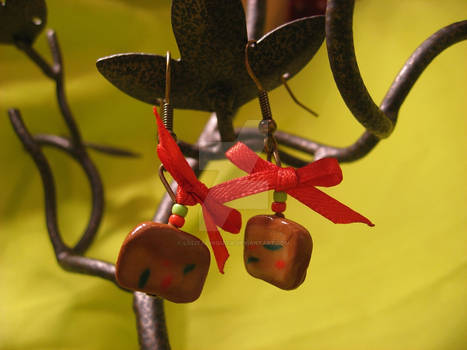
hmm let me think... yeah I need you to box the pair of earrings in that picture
[115,44,374,303]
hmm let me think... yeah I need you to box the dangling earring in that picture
[115,52,210,303]
[241,41,313,290]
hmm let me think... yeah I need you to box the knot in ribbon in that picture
[209,142,374,226]
[154,107,241,273]
[177,180,210,205]
[275,167,299,192]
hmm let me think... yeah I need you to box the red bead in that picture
[169,214,185,228]
[271,201,286,213]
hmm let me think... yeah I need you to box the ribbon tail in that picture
[288,187,374,226]
[202,206,230,273]
[204,196,242,233]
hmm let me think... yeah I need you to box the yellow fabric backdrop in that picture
[1,1,466,349]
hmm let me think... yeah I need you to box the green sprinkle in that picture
[247,256,260,263]
[138,268,151,289]
[172,203,188,217]
[183,264,196,275]
[273,191,287,203]
[263,244,283,251]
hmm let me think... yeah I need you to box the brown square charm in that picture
[116,221,210,303]
[244,215,313,290]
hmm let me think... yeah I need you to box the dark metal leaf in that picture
[0,0,47,45]
[96,0,325,113]
[171,0,247,79]
[97,53,221,110]
[249,16,325,91]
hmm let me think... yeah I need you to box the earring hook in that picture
[161,51,176,139]
[159,165,177,203]
[245,41,282,166]
[245,41,273,122]
[245,40,264,91]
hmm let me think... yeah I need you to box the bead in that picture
[169,214,185,228]
[244,215,312,290]
[172,203,188,217]
[115,221,210,303]
[258,118,277,135]
[273,191,287,203]
[271,201,286,213]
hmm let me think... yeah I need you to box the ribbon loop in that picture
[211,142,374,227]
[275,167,299,191]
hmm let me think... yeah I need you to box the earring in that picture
[115,52,211,303]
[213,41,373,290]
[241,41,314,290]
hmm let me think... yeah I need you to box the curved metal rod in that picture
[380,20,467,120]
[31,133,104,254]
[133,293,171,350]
[14,26,170,348]
[318,19,467,161]
[326,1,467,140]
[8,109,119,285]
[83,141,141,157]
[46,30,84,147]
[326,0,394,138]
[14,29,140,253]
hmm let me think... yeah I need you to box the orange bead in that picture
[271,201,286,213]
[169,214,185,228]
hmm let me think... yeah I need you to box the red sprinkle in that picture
[161,275,173,289]
[275,260,286,270]
[169,214,185,228]
[271,201,286,213]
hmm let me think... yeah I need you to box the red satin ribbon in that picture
[154,107,241,273]
[209,142,374,226]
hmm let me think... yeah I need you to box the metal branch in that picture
[380,20,467,120]
[326,0,467,141]
[246,0,267,40]
[325,0,394,138]
[315,19,467,161]
[8,109,119,286]
[215,108,237,145]
[31,133,104,253]
[46,30,84,146]
[134,293,171,350]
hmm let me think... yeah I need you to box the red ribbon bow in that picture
[209,142,374,226]
[154,107,241,273]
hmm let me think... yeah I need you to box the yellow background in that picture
[0,1,466,349]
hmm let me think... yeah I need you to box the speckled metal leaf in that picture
[247,16,325,92]
[0,0,47,45]
[96,0,324,112]
[171,0,247,78]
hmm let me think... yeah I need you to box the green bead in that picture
[273,191,287,203]
[172,203,188,217]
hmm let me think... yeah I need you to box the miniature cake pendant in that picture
[244,191,313,290]
[115,217,210,303]
[115,172,211,303]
